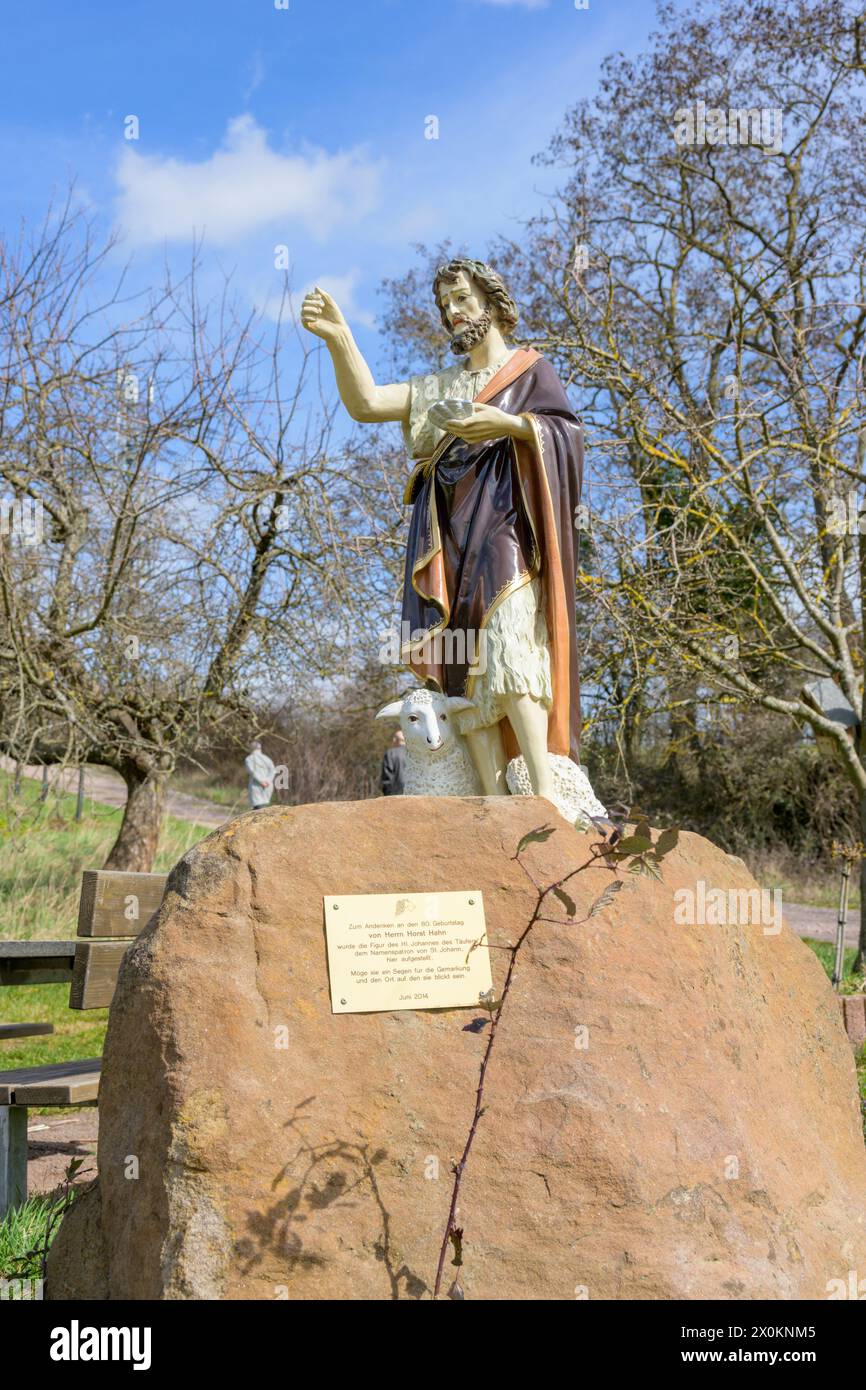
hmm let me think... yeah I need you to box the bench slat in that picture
[15,1070,101,1105]
[0,1023,54,1040]
[77,869,167,939]
[70,940,133,1010]
[0,941,79,957]
[0,1058,101,1105]
[0,944,77,987]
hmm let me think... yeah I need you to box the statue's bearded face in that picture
[437,271,493,354]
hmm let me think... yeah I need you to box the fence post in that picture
[75,766,86,822]
[39,765,49,802]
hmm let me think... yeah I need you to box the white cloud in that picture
[242,52,265,104]
[297,270,377,329]
[114,114,383,247]
[251,267,376,330]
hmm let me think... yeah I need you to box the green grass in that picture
[804,937,866,1135]
[804,938,866,994]
[0,768,211,942]
[0,986,108,1071]
[0,769,212,1080]
[171,767,247,810]
[0,1186,78,1282]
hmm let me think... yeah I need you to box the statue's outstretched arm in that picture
[301,286,409,424]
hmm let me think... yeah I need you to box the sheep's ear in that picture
[375,700,405,721]
[445,696,475,714]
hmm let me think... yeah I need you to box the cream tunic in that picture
[402,352,552,734]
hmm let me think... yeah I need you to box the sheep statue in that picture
[375,688,482,796]
[376,688,609,828]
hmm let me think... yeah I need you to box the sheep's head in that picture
[376,688,475,753]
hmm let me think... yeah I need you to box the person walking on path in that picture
[380,730,406,796]
[245,740,277,809]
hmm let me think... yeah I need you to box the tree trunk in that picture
[664,679,700,788]
[104,765,167,873]
[857,789,866,975]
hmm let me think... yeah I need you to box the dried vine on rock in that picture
[433,813,678,1299]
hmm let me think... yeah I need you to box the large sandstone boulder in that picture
[48,797,866,1300]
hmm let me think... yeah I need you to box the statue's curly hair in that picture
[432,258,519,334]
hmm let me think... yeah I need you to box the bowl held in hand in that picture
[427,398,476,428]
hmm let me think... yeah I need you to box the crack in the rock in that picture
[531,1170,552,1198]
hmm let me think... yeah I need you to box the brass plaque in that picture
[324,890,492,1014]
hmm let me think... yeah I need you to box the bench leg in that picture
[0,1106,28,1219]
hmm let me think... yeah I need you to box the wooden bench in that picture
[0,869,168,1217]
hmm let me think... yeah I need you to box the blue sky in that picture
[1,0,658,376]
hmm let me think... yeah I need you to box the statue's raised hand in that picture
[300,286,347,341]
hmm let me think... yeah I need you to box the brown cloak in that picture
[401,347,585,764]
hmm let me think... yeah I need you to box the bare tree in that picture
[500,0,866,959]
[0,196,404,868]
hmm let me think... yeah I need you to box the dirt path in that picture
[27,1110,99,1201]
[782,902,860,947]
[2,758,233,829]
